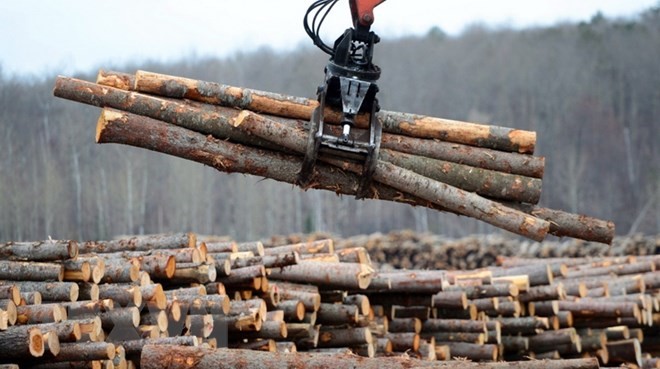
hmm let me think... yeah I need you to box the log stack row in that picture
[262,231,658,270]
[52,70,615,244]
[2,232,657,368]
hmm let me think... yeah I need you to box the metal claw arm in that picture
[350,0,386,27]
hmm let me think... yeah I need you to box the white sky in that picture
[0,0,656,78]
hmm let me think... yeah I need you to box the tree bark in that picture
[0,240,78,261]
[234,110,549,241]
[102,70,545,176]
[0,326,44,359]
[94,107,613,242]
[129,70,537,153]
[0,261,63,281]
[379,149,542,204]
[269,262,373,290]
[141,345,600,369]
[0,281,78,302]
[78,233,195,254]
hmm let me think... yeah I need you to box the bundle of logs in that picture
[52,70,615,244]
[262,231,658,270]
[1,232,657,368]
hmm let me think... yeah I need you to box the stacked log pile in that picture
[262,231,658,270]
[52,70,615,244]
[1,232,657,368]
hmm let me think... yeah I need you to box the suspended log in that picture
[129,70,537,153]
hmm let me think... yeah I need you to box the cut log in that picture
[129,70,537,153]
[269,262,373,290]
[0,281,78,302]
[0,326,44,359]
[138,343,602,369]
[0,261,64,282]
[0,240,78,261]
[233,110,549,241]
[78,233,195,254]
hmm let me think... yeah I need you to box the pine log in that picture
[422,319,487,334]
[234,320,288,340]
[140,284,167,310]
[426,332,485,344]
[316,303,359,325]
[16,303,64,324]
[34,320,83,343]
[528,328,578,352]
[93,107,609,242]
[496,317,549,335]
[442,342,498,362]
[172,263,216,284]
[98,262,139,284]
[231,251,299,269]
[370,270,445,293]
[97,284,141,308]
[19,291,42,306]
[129,70,537,153]
[140,345,599,369]
[0,326,44,359]
[0,300,16,326]
[61,260,92,282]
[77,283,100,301]
[0,261,64,282]
[72,81,549,240]
[0,281,78,302]
[119,336,198,361]
[37,342,116,362]
[445,283,518,299]
[263,240,333,256]
[388,317,422,333]
[379,149,542,204]
[236,241,265,256]
[277,300,305,322]
[317,327,372,348]
[269,262,373,290]
[606,339,643,367]
[518,283,565,303]
[0,240,78,261]
[233,110,549,241]
[78,233,195,254]
[0,285,21,306]
[342,294,371,315]
[386,332,420,352]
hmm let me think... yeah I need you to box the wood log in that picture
[77,283,100,301]
[438,342,498,362]
[19,291,42,306]
[129,70,537,153]
[263,240,333,256]
[277,300,305,322]
[230,251,299,269]
[172,263,216,284]
[97,284,141,308]
[118,336,198,361]
[78,233,195,254]
[0,241,78,261]
[316,303,359,325]
[0,281,78,302]
[0,261,64,281]
[34,320,83,343]
[234,320,288,340]
[388,317,422,333]
[317,327,372,348]
[36,342,116,362]
[370,270,445,293]
[422,319,486,334]
[93,106,604,242]
[426,332,485,344]
[342,294,370,316]
[379,149,542,204]
[528,328,578,352]
[0,285,21,305]
[606,339,642,367]
[234,110,549,241]
[140,284,167,310]
[61,260,92,282]
[0,326,44,359]
[99,262,139,284]
[432,291,468,309]
[145,345,601,369]
[445,283,518,299]
[269,262,373,290]
[236,242,265,256]
[16,303,64,324]
[386,332,420,352]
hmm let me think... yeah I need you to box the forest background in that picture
[0,8,658,242]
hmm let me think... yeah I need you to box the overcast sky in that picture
[0,0,656,78]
